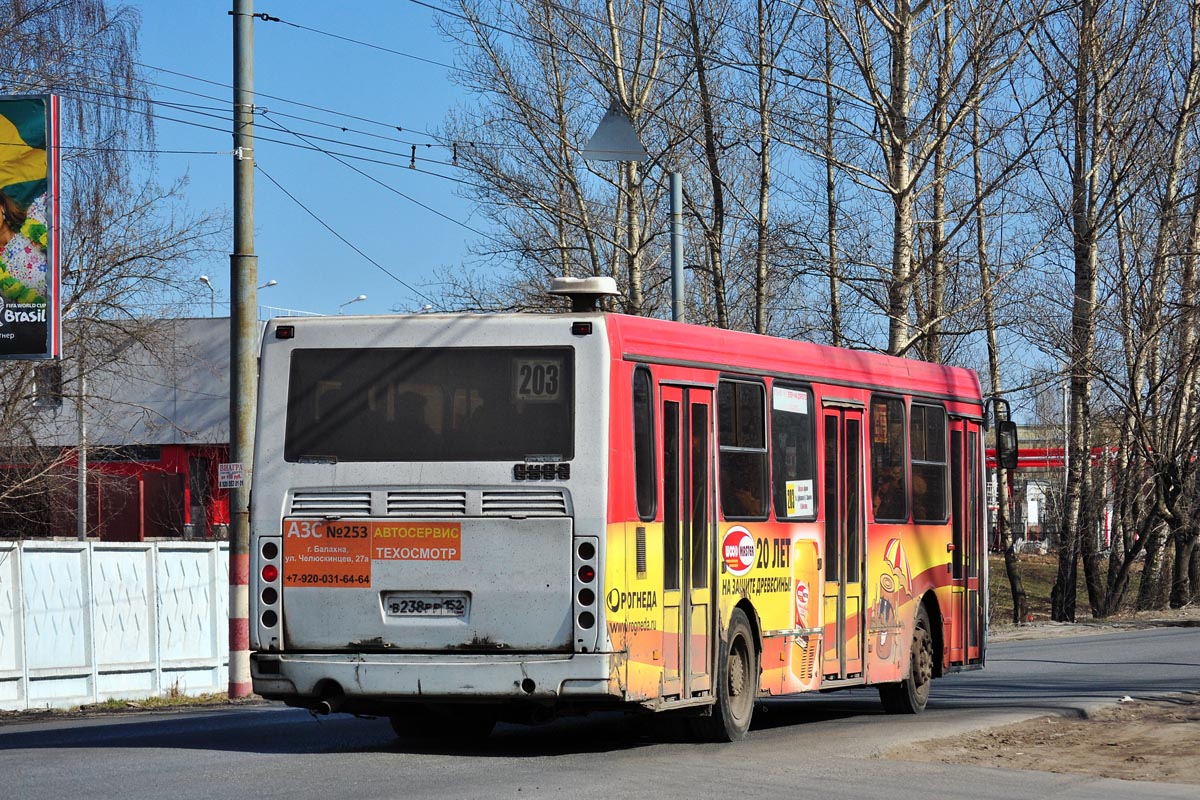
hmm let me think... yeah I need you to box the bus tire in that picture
[879,605,933,714]
[694,608,758,742]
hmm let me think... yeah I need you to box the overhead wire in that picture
[14,0,1081,172]
[2,72,500,271]
[398,0,1063,153]
[8,71,493,187]
[133,60,444,141]
[8,7,1076,264]
[255,162,441,309]
[260,108,496,239]
[21,10,1056,187]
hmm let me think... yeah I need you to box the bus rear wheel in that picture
[694,608,758,742]
[879,605,933,714]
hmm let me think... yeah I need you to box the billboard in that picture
[0,94,60,359]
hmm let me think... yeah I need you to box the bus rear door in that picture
[660,385,714,699]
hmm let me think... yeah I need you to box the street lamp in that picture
[198,275,215,316]
[256,280,279,321]
[584,99,685,323]
[338,294,367,315]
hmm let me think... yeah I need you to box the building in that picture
[987,424,1119,551]
[2,318,232,540]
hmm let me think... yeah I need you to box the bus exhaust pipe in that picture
[314,690,345,715]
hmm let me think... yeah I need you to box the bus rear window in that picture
[284,347,574,462]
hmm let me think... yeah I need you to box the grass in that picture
[82,691,234,712]
[989,552,1069,625]
[0,690,253,723]
[988,551,1165,626]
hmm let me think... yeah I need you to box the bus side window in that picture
[718,380,767,519]
[870,397,907,522]
[632,368,656,520]
[771,384,816,520]
[911,404,948,523]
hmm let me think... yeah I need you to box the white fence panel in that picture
[22,543,92,707]
[0,542,23,707]
[0,539,229,711]
[94,545,157,699]
[158,543,226,695]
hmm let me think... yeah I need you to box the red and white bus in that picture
[250,280,1009,741]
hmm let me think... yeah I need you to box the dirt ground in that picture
[888,692,1200,785]
[887,606,1200,786]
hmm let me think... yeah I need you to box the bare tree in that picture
[813,0,1043,356]
[0,0,224,533]
[1024,0,1164,621]
[435,0,677,314]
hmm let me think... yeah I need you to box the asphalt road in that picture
[3,625,1197,800]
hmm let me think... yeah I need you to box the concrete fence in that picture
[0,539,229,711]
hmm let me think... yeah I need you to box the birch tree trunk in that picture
[823,15,842,346]
[973,106,1028,623]
[919,1,954,363]
[885,3,918,355]
[1052,0,1101,622]
[686,0,729,329]
[753,0,773,335]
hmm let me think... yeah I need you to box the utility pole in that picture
[76,371,86,541]
[669,172,685,323]
[229,0,259,698]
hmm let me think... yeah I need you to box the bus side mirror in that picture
[997,420,1019,470]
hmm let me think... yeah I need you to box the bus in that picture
[249,278,1012,741]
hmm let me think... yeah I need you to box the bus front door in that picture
[950,419,985,664]
[661,385,714,700]
[822,405,865,680]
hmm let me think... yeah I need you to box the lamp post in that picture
[339,294,367,315]
[256,279,278,321]
[584,99,685,323]
[198,275,215,316]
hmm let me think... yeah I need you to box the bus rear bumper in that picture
[251,651,615,705]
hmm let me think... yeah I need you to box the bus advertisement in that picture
[249,281,1009,741]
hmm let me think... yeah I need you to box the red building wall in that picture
[46,443,230,540]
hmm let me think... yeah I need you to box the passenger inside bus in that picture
[872,466,906,520]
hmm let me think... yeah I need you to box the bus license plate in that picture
[384,593,469,618]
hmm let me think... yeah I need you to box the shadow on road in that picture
[0,699,866,757]
[3,628,1196,757]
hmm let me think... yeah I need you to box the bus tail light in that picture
[573,536,600,652]
[256,536,283,650]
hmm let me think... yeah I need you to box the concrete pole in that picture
[229,0,258,698]
[670,171,685,323]
[76,371,86,541]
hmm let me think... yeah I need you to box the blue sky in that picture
[135,1,485,317]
